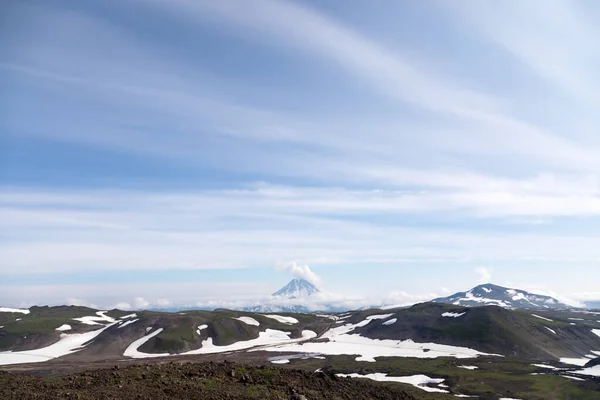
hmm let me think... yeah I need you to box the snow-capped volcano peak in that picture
[272,278,319,299]
[433,283,571,310]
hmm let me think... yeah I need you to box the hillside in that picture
[2,303,600,399]
[432,283,571,310]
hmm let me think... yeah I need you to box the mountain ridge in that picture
[432,283,572,310]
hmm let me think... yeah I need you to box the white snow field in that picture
[0,308,30,314]
[0,321,118,365]
[442,312,466,318]
[336,372,448,393]
[232,316,260,326]
[261,316,500,362]
[574,365,600,377]
[120,313,137,319]
[261,315,299,324]
[382,318,397,326]
[560,357,593,366]
[72,311,116,325]
[592,329,600,338]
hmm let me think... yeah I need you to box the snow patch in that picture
[120,314,137,320]
[233,316,260,326]
[531,314,553,322]
[562,375,585,381]
[124,328,169,358]
[196,324,208,335]
[457,365,478,370]
[0,308,30,314]
[73,311,116,325]
[118,319,139,329]
[55,324,72,332]
[482,287,492,293]
[442,312,466,318]
[366,313,394,320]
[461,292,511,307]
[382,318,397,326]
[560,358,592,366]
[545,327,556,335]
[261,315,299,324]
[270,359,289,364]
[337,372,448,393]
[592,329,600,338]
[574,365,600,377]
[532,364,558,370]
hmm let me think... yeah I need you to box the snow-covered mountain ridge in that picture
[432,283,571,310]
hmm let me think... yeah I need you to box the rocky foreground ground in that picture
[0,361,415,400]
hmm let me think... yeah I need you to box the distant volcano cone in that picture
[272,278,320,299]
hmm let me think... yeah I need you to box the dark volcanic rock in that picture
[0,361,415,400]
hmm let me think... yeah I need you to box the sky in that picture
[1,0,600,310]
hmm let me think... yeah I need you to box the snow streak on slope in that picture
[233,316,260,326]
[124,328,317,359]
[261,315,299,324]
[0,322,118,365]
[124,328,169,358]
[0,308,30,314]
[73,311,115,325]
[118,319,139,329]
[532,314,553,322]
[336,372,448,393]
[442,312,466,318]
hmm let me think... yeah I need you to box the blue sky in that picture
[2,0,600,309]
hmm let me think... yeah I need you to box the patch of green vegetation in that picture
[287,355,600,400]
[252,367,279,380]
[1,318,68,335]
[210,318,257,346]
[151,321,196,353]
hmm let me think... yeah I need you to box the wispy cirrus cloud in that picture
[2,0,600,307]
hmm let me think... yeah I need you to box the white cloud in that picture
[276,262,321,286]
[475,267,493,284]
